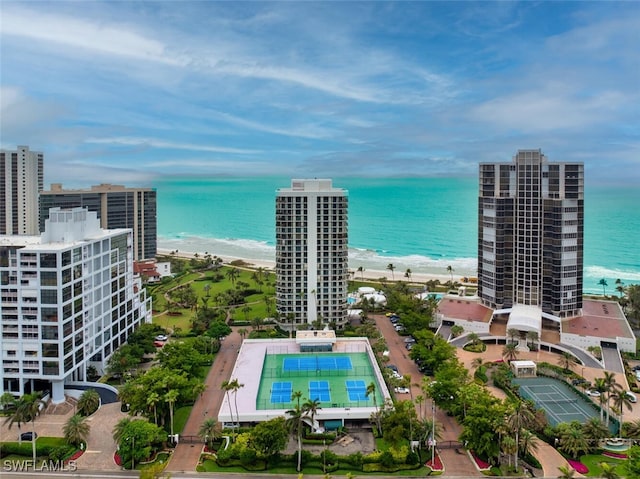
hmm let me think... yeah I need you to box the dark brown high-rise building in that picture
[40,183,157,260]
[478,149,583,321]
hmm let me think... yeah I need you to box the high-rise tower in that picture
[40,183,157,261]
[478,149,584,328]
[275,179,349,330]
[0,146,44,235]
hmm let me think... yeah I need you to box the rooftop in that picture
[438,297,494,323]
[562,299,634,339]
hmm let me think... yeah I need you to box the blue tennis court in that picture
[309,380,331,402]
[270,381,292,403]
[283,356,353,372]
[346,380,369,401]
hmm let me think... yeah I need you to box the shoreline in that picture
[157,248,454,284]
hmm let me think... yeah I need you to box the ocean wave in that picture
[584,266,640,282]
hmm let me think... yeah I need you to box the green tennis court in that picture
[513,376,611,430]
[256,352,384,410]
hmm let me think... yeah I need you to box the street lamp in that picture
[430,400,436,465]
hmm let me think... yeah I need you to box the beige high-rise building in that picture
[0,146,44,235]
[275,179,349,330]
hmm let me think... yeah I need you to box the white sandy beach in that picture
[157,248,454,284]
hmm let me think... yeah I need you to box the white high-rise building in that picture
[478,149,584,335]
[275,179,349,330]
[0,207,152,403]
[0,145,44,235]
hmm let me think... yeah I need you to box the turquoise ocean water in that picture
[155,177,640,295]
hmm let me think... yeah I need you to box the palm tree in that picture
[501,434,517,468]
[366,382,381,434]
[285,405,306,472]
[302,398,322,431]
[610,389,633,436]
[221,380,235,429]
[229,378,244,431]
[291,390,303,409]
[593,377,609,422]
[357,266,365,280]
[615,279,625,298]
[502,342,519,362]
[446,265,454,284]
[386,263,395,280]
[472,357,484,371]
[226,267,240,285]
[558,423,589,458]
[582,417,609,448]
[599,462,620,479]
[557,465,576,479]
[164,389,179,438]
[467,331,480,346]
[557,352,577,372]
[4,392,46,463]
[198,417,221,450]
[506,328,519,344]
[404,269,412,281]
[598,278,608,296]
[77,389,100,416]
[112,417,132,444]
[63,414,90,446]
[506,400,536,471]
[146,392,160,425]
[525,330,539,350]
[518,429,539,462]
[602,371,622,426]
[624,418,640,439]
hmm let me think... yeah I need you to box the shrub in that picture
[406,450,420,465]
[380,450,395,468]
[49,445,76,462]
[239,447,257,466]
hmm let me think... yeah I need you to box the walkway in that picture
[74,402,128,471]
[602,346,625,373]
[165,327,241,472]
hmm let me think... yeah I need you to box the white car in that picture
[626,391,637,403]
[394,387,410,394]
[155,334,168,342]
[585,389,601,397]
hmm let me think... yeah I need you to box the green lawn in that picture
[172,405,192,434]
[581,453,627,477]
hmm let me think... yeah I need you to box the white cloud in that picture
[85,137,260,155]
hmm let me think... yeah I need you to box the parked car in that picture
[585,389,601,397]
[155,334,168,342]
[405,343,414,351]
[390,317,400,324]
[394,324,405,332]
[633,365,640,371]
[153,340,165,348]
[572,378,587,386]
[20,432,37,441]
[626,391,637,403]
[394,387,410,394]
[404,337,416,343]
[386,364,398,372]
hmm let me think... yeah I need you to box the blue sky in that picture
[1,1,638,186]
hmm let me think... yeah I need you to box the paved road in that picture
[165,328,241,472]
[373,314,480,477]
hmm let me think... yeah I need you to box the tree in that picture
[602,371,622,426]
[63,414,90,446]
[229,378,245,431]
[250,416,288,458]
[557,352,578,372]
[599,462,620,479]
[593,377,609,423]
[221,380,235,430]
[208,320,232,341]
[610,389,633,436]
[366,382,382,434]
[471,357,484,372]
[502,342,519,362]
[525,331,539,350]
[112,417,132,444]
[450,324,464,338]
[598,278,608,296]
[615,278,625,298]
[404,269,412,281]
[557,421,589,458]
[627,445,640,478]
[113,419,166,470]
[146,392,161,425]
[506,400,536,471]
[198,417,221,449]
[302,398,322,430]
[77,389,100,416]
[226,267,240,285]
[4,392,46,463]
[357,266,365,280]
[582,417,609,449]
[557,465,576,479]
[506,328,519,344]
[0,392,16,411]
[164,389,179,438]
[386,263,396,280]
[286,405,306,472]
[446,265,454,284]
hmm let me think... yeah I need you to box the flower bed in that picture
[603,450,627,459]
[426,451,444,471]
[567,459,588,474]
[66,449,84,463]
[469,451,491,471]
[114,453,122,466]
